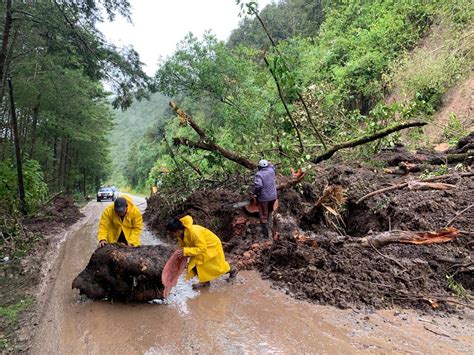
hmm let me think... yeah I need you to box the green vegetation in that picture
[446,274,467,299]
[443,114,469,146]
[0,0,471,349]
[108,93,170,191]
[1,1,470,206]
[0,297,34,352]
[134,0,470,194]
[0,0,153,215]
[0,298,34,325]
[0,1,153,349]
[104,0,473,196]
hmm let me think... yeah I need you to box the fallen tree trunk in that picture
[72,244,176,302]
[359,227,460,248]
[170,101,257,170]
[357,172,474,204]
[311,121,427,164]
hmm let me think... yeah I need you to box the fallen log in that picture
[356,172,474,204]
[311,121,427,164]
[359,227,460,248]
[406,181,456,191]
[72,244,178,302]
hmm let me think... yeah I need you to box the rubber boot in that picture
[261,223,270,239]
[227,266,238,282]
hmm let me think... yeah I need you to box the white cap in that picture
[258,159,269,168]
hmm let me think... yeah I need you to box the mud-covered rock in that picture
[72,244,174,302]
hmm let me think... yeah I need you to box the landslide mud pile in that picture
[22,196,84,235]
[145,141,473,311]
[72,244,174,302]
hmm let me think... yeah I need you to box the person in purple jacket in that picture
[253,159,278,238]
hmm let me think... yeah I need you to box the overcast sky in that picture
[98,0,273,75]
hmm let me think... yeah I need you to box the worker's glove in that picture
[176,248,184,258]
[98,240,107,248]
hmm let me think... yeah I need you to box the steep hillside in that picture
[387,19,473,148]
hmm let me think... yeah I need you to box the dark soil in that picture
[145,158,473,311]
[21,196,84,235]
[72,244,174,302]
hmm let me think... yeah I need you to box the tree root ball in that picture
[72,244,174,302]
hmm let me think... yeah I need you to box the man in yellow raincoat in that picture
[97,195,143,247]
[166,215,237,288]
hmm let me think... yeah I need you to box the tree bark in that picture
[311,121,428,164]
[170,101,258,170]
[8,76,27,215]
[356,172,474,204]
[64,138,71,194]
[29,94,41,158]
[0,0,13,100]
[359,227,460,248]
[180,155,203,176]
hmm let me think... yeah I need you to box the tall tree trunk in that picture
[82,168,86,195]
[0,0,12,100]
[58,137,65,191]
[1,123,9,161]
[8,76,27,215]
[52,134,58,190]
[64,138,70,194]
[29,95,41,158]
[19,111,27,159]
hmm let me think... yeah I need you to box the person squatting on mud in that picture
[166,215,238,289]
[97,195,143,248]
[253,159,278,238]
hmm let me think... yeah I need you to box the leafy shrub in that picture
[0,159,48,214]
[443,113,468,146]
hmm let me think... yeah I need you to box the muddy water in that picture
[31,195,473,354]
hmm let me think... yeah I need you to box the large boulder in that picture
[72,244,177,302]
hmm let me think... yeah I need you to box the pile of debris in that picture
[22,195,84,235]
[143,137,473,311]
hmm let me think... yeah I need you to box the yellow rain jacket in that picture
[97,195,143,246]
[179,215,230,282]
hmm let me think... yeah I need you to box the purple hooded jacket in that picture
[253,164,277,202]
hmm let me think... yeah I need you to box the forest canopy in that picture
[120,0,471,193]
[0,0,153,213]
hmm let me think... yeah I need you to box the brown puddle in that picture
[31,196,474,354]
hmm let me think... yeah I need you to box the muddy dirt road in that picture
[31,195,473,354]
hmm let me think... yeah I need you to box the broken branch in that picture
[357,172,474,204]
[311,121,427,164]
[445,204,474,227]
[169,102,257,170]
[359,227,460,248]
